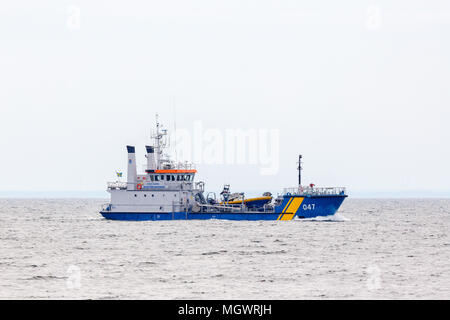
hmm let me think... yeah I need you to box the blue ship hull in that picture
[100,195,347,221]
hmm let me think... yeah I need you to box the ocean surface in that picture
[0,198,449,299]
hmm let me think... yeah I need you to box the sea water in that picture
[0,198,448,299]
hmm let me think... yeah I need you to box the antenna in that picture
[152,113,169,169]
[154,113,161,169]
[297,155,302,187]
[172,95,178,165]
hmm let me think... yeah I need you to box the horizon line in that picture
[0,190,449,199]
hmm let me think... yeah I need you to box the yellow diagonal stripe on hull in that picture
[286,197,304,214]
[282,197,293,213]
[280,213,294,220]
[277,214,282,220]
[280,197,305,220]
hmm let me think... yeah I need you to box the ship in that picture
[100,118,347,221]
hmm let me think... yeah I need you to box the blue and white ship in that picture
[100,118,347,221]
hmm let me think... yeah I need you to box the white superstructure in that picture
[104,117,204,214]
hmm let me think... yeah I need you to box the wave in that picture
[295,213,349,222]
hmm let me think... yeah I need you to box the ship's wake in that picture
[295,213,349,222]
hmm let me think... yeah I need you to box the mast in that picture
[153,114,167,170]
[298,155,302,187]
[154,114,161,169]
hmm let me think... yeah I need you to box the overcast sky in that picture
[1,1,449,197]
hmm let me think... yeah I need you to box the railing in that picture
[174,162,196,170]
[107,181,196,191]
[283,186,346,196]
[107,181,128,190]
[152,161,197,171]
[140,163,197,172]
